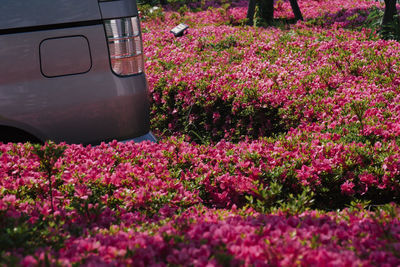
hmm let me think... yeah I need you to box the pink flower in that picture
[359,172,377,186]
[21,256,37,266]
[341,181,355,195]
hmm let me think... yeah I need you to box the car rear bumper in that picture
[121,131,157,143]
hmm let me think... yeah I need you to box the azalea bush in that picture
[141,0,400,205]
[142,0,398,143]
[0,141,400,265]
[2,0,400,265]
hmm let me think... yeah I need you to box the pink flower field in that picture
[2,0,400,266]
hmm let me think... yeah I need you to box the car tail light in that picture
[104,17,144,76]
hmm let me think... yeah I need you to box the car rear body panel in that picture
[0,0,152,144]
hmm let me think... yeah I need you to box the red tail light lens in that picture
[104,17,144,76]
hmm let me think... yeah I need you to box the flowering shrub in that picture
[0,141,400,265]
[142,0,398,143]
[141,0,400,206]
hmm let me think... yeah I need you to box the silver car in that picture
[0,0,155,144]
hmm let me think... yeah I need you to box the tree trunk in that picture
[289,0,303,21]
[247,0,257,26]
[258,0,274,25]
[382,0,397,26]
